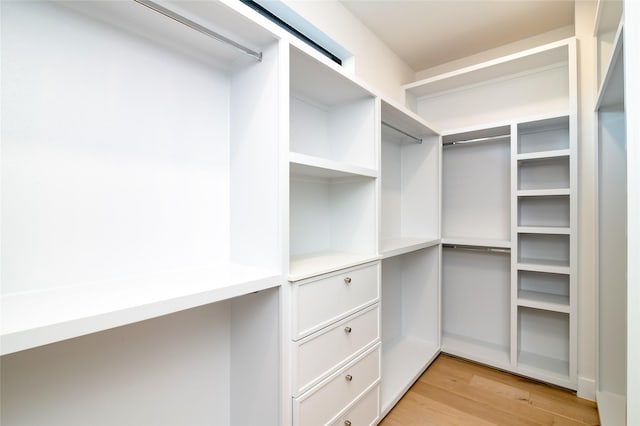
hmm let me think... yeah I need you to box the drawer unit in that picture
[292,263,380,339]
[293,304,380,396]
[293,344,381,426]
[331,385,380,426]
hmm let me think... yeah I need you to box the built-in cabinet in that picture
[5,0,622,424]
[405,37,578,390]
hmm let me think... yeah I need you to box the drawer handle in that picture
[344,421,352,426]
[345,374,353,382]
[344,277,352,284]
[344,326,352,334]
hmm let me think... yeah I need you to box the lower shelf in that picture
[380,336,439,415]
[441,333,510,370]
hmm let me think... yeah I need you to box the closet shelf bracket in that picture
[382,121,422,144]
[134,0,263,62]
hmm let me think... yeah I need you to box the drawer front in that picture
[293,345,380,426]
[293,263,379,339]
[294,304,380,396]
[331,385,380,426]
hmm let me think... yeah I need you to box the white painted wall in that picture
[282,0,414,103]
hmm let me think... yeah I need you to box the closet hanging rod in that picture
[134,0,263,62]
[443,244,511,254]
[382,121,422,144]
[443,134,510,146]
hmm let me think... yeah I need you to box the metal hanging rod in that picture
[382,121,422,144]
[443,134,510,146]
[134,0,263,62]
[443,244,511,254]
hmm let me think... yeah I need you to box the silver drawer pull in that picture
[345,374,353,382]
[344,326,352,334]
[344,277,352,284]
[344,421,352,426]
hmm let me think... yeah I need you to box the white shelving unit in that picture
[1,2,284,423]
[405,37,578,390]
[288,45,378,280]
[378,99,440,416]
[594,1,627,424]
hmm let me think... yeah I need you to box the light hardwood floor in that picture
[380,354,599,425]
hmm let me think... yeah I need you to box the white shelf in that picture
[1,263,282,356]
[441,334,510,369]
[517,226,571,235]
[517,258,570,274]
[517,351,570,382]
[517,149,570,161]
[381,98,439,140]
[290,152,378,179]
[404,38,571,98]
[517,189,570,197]
[380,237,440,259]
[517,290,570,313]
[441,237,511,249]
[380,336,439,414]
[288,251,380,282]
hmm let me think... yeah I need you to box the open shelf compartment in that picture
[290,46,376,172]
[517,270,570,312]
[1,0,283,356]
[380,247,440,415]
[442,246,511,367]
[517,116,570,154]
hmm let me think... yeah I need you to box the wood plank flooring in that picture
[379,354,600,426]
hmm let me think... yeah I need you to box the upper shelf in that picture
[404,38,572,99]
[1,263,283,356]
[596,22,624,110]
[381,98,439,142]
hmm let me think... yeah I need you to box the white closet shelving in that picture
[379,99,440,415]
[594,0,627,424]
[288,45,378,281]
[405,37,578,389]
[1,1,283,424]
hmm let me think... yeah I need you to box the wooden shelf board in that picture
[517,258,570,274]
[517,189,570,197]
[290,152,378,179]
[517,226,571,235]
[0,263,283,356]
[517,149,570,161]
[288,251,380,281]
[441,237,511,249]
[381,237,440,259]
[380,336,439,415]
[517,290,570,313]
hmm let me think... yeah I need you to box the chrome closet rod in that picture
[443,134,510,146]
[134,0,263,62]
[442,244,510,254]
[382,121,422,144]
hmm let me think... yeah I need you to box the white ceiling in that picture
[339,0,575,71]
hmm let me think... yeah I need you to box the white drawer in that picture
[292,263,380,339]
[293,304,380,396]
[293,344,381,426]
[331,385,380,426]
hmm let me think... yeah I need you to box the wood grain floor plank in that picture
[380,354,600,426]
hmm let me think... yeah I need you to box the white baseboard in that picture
[578,376,596,401]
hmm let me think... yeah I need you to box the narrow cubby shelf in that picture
[518,195,570,227]
[516,149,570,161]
[517,156,570,191]
[517,226,570,235]
[517,269,570,312]
[517,188,570,197]
[517,258,570,275]
[517,307,570,381]
[517,116,570,154]
[517,291,570,313]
